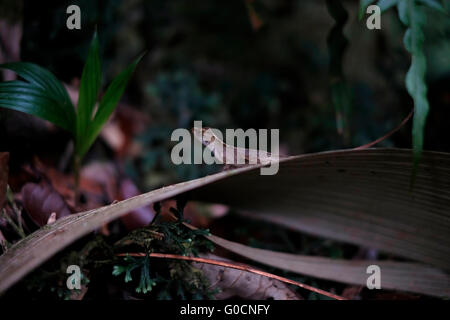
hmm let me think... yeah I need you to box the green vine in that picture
[359,0,448,180]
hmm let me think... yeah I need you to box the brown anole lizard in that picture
[192,109,413,169]
[192,127,282,169]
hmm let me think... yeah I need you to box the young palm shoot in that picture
[0,31,143,204]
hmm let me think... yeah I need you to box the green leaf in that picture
[76,31,102,154]
[112,265,127,276]
[403,28,412,51]
[397,0,409,25]
[359,0,376,20]
[0,62,73,109]
[0,62,75,134]
[417,0,447,12]
[113,257,141,283]
[0,80,74,132]
[376,0,399,12]
[77,53,144,157]
[398,0,430,178]
[136,259,156,294]
[0,35,142,164]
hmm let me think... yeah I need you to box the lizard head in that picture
[192,127,216,146]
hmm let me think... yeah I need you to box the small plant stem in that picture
[1,209,26,239]
[150,211,160,225]
[118,252,347,300]
[6,186,25,235]
[150,202,161,225]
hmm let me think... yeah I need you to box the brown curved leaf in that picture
[205,234,450,298]
[191,149,450,270]
[0,148,449,298]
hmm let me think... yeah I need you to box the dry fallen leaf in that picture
[0,149,449,297]
[80,161,118,202]
[204,233,450,298]
[191,149,450,270]
[21,181,71,226]
[32,158,76,208]
[68,284,89,300]
[195,253,302,300]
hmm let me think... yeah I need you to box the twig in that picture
[117,252,347,300]
[354,109,413,150]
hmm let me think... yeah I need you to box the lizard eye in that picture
[202,135,214,146]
